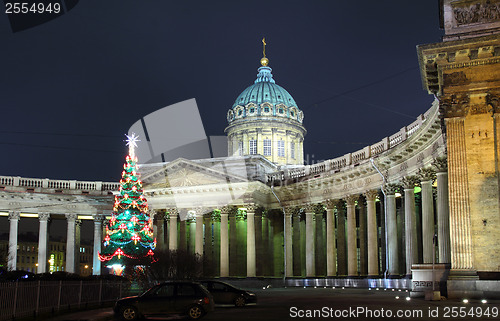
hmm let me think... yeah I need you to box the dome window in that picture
[238,110,243,116]
[264,107,270,113]
[279,108,284,114]
[278,95,281,99]
[291,111,295,117]
[250,107,255,114]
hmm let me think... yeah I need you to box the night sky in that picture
[0,1,444,184]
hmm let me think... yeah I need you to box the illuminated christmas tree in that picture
[98,133,155,272]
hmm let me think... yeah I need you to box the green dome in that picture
[228,65,303,123]
[232,66,297,108]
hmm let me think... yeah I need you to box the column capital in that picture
[38,212,50,221]
[432,156,448,173]
[192,206,208,217]
[364,189,379,202]
[417,167,436,182]
[401,175,419,190]
[220,205,237,216]
[235,208,246,221]
[284,206,300,218]
[166,208,179,217]
[8,211,20,221]
[323,199,337,210]
[344,194,358,206]
[92,214,104,223]
[383,184,399,195]
[302,203,316,213]
[244,203,259,213]
[65,213,78,221]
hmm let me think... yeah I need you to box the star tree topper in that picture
[126,133,140,158]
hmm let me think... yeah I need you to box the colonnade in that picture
[6,161,450,278]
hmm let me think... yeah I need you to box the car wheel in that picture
[187,305,204,319]
[234,296,246,307]
[121,306,139,320]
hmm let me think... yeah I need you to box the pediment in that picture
[141,158,248,189]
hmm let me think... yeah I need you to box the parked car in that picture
[114,281,214,320]
[198,280,257,307]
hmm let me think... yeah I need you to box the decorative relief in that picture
[440,94,470,118]
[444,71,470,86]
[400,162,408,172]
[65,213,78,221]
[417,167,437,182]
[416,153,425,164]
[453,0,500,26]
[323,199,337,210]
[364,189,379,201]
[8,211,20,220]
[433,156,448,173]
[382,183,399,195]
[220,205,236,216]
[166,208,179,217]
[302,203,316,213]
[245,203,259,213]
[285,206,301,217]
[39,212,51,221]
[344,194,358,206]
[486,93,500,113]
[401,176,419,190]
[469,104,489,115]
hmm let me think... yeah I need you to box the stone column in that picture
[65,213,77,273]
[154,210,165,251]
[291,207,302,276]
[246,204,257,277]
[314,205,325,276]
[324,200,337,277]
[358,196,367,276]
[37,213,50,274]
[179,215,187,252]
[304,204,316,277]
[194,208,205,257]
[336,200,347,276]
[261,211,270,276]
[75,220,81,274]
[229,210,237,276]
[384,184,399,275]
[204,213,212,273]
[364,190,379,276]
[433,157,451,264]
[346,194,358,276]
[167,208,178,250]
[402,176,419,275]
[254,209,263,276]
[92,214,104,275]
[219,206,231,277]
[211,211,221,276]
[8,211,20,271]
[418,168,436,264]
[283,206,294,278]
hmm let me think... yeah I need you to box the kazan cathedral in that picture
[1,0,500,299]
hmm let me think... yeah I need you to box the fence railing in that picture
[0,280,129,320]
[0,176,119,192]
[268,100,438,183]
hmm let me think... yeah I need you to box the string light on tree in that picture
[98,133,156,274]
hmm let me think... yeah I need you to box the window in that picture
[278,140,285,157]
[291,111,295,117]
[249,140,257,155]
[279,108,284,114]
[177,284,196,296]
[249,107,255,114]
[291,142,295,159]
[156,284,174,297]
[263,139,272,156]
[238,110,242,116]
[238,141,244,156]
[264,106,270,113]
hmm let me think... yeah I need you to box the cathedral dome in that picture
[224,45,306,166]
[227,62,304,124]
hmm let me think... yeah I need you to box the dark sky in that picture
[1,1,443,183]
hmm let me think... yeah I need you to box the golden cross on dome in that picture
[261,37,269,66]
[262,37,266,58]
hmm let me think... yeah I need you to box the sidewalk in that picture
[44,307,114,321]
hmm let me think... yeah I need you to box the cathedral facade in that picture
[1,0,500,299]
